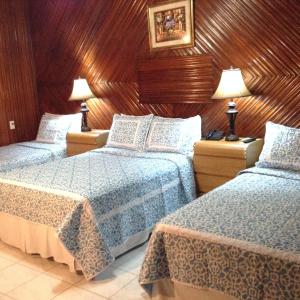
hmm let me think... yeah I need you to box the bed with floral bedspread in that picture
[0,141,66,172]
[0,147,195,280]
[139,167,300,300]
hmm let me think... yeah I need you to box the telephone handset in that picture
[206,129,224,140]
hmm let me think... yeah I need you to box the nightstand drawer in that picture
[67,130,109,145]
[193,155,245,177]
[67,143,100,157]
[193,138,263,194]
[195,174,230,193]
[67,130,109,157]
[194,140,247,159]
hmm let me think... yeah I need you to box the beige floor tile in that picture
[7,273,71,300]
[19,254,56,272]
[0,292,14,300]
[111,277,150,300]
[53,286,107,300]
[0,245,27,263]
[0,256,15,271]
[0,264,40,293]
[76,267,136,298]
[0,240,6,249]
[113,247,145,275]
[46,263,83,284]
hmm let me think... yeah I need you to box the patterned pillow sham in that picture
[256,121,300,171]
[145,115,201,154]
[45,113,82,141]
[106,114,153,151]
[36,115,59,143]
[36,113,82,144]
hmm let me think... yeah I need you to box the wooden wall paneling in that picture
[138,55,214,104]
[29,0,150,129]
[0,0,39,146]
[195,0,300,136]
[28,0,299,137]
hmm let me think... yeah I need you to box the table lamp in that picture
[211,67,251,141]
[69,78,95,132]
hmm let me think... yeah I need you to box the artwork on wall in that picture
[147,0,194,51]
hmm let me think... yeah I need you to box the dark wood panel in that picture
[0,0,39,146]
[138,55,214,103]
[28,0,300,138]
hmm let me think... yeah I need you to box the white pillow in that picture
[68,113,82,132]
[45,112,81,126]
[256,121,300,171]
[36,113,81,143]
[145,115,201,154]
[36,115,59,143]
[106,114,153,151]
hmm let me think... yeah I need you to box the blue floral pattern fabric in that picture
[256,122,300,171]
[0,141,66,172]
[106,114,153,151]
[0,147,195,279]
[139,167,300,300]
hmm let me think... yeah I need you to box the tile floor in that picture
[0,240,150,300]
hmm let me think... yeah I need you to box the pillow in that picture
[106,114,153,151]
[36,115,59,143]
[256,121,300,171]
[36,113,82,143]
[68,113,82,132]
[145,115,201,154]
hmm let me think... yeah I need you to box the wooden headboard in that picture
[137,54,215,104]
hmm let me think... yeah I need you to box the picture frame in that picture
[147,0,194,51]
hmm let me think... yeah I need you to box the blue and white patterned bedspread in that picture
[0,147,195,279]
[139,167,300,299]
[0,141,66,172]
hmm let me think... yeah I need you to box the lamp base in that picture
[225,100,239,142]
[80,102,91,132]
[81,125,91,132]
[225,134,239,141]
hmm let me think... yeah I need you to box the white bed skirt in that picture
[151,278,238,300]
[0,212,77,271]
[0,212,150,274]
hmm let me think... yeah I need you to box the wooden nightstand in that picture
[193,138,264,193]
[66,130,109,156]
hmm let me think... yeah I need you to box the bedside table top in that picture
[194,138,264,159]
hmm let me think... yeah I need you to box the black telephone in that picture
[206,129,224,140]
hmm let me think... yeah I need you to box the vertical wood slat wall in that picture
[0,0,39,146]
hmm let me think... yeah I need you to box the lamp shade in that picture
[211,68,251,99]
[69,78,95,101]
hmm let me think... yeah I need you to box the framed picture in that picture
[147,0,194,51]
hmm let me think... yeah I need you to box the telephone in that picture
[206,129,224,140]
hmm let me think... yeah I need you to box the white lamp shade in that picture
[69,78,95,101]
[211,68,251,99]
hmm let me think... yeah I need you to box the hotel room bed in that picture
[0,112,81,172]
[0,146,196,280]
[0,141,66,172]
[139,166,300,300]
